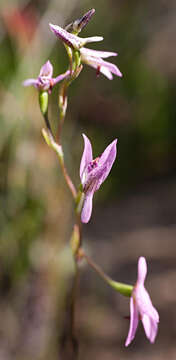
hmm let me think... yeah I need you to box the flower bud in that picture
[65,9,95,34]
[39,91,48,115]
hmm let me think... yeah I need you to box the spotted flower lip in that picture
[23,60,70,93]
[49,23,103,50]
[125,257,159,347]
[80,47,122,79]
[80,134,117,223]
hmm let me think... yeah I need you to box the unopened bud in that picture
[65,9,95,34]
[39,91,48,115]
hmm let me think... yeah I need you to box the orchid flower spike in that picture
[80,47,122,79]
[80,134,117,223]
[23,60,70,93]
[49,23,103,50]
[125,257,159,347]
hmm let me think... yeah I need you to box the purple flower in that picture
[23,60,70,93]
[80,47,122,79]
[49,23,103,50]
[125,257,159,347]
[80,134,117,223]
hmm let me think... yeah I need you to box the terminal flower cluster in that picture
[49,18,122,79]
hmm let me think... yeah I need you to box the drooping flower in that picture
[23,60,70,93]
[80,47,122,79]
[80,134,117,223]
[49,23,103,50]
[125,257,159,347]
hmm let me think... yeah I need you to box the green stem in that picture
[60,159,77,199]
[42,127,77,200]
[43,112,54,137]
[57,80,68,142]
[70,259,79,358]
[64,44,73,74]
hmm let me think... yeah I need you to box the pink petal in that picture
[83,36,104,45]
[95,139,117,190]
[137,257,147,285]
[142,314,158,343]
[135,285,159,323]
[125,297,139,347]
[100,59,122,77]
[80,54,122,78]
[80,55,113,79]
[39,60,53,78]
[80,134,93,180]
[99,139,117,165]
[49,23,103,50]
[99,66,113,80]
[81,191,94,223]
[142,314,151,339]
[150,318,159,343]
[80,47,117,58]
[53,70,70,85]
[49,23,79,48]
[23,78,38,87]
[82,138,117,192]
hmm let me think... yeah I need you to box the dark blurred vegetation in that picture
[0,0,176,359]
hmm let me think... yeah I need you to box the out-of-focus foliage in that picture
[0,0,176,359]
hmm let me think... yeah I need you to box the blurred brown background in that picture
[0,0,176,359]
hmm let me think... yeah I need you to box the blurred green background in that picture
[0,0,176,359]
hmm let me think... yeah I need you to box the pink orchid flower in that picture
[80,47,122,79]
[23,60,70,93]
[49,23,103,50]
[125,257,159,347]
[80,134,117,223]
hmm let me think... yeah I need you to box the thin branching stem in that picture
[81,249,112,285]
[42,114,77,200]
[81,250,132,297]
